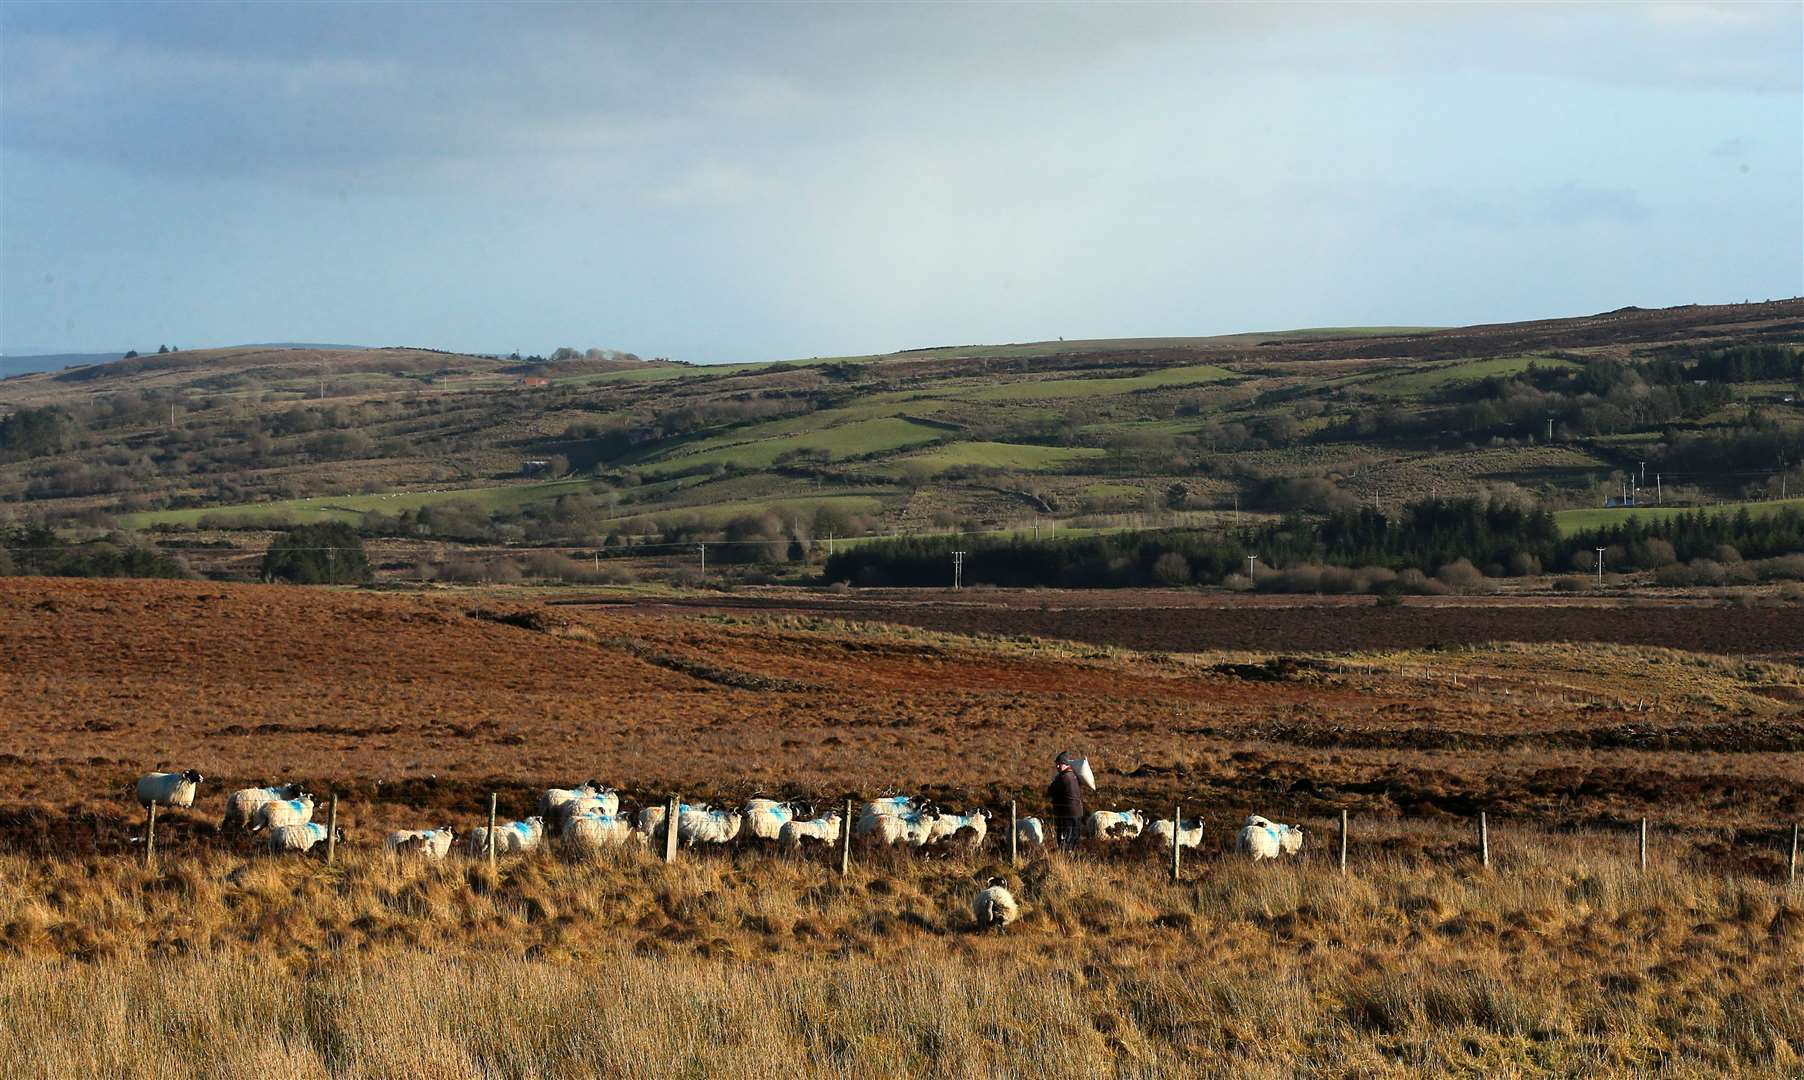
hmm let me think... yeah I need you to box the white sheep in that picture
[743,798,809,841]
[1147,817,1205,851]
[562,789,620,823]
[1084,809,1145,840]
[865,809,939,848]
[854,796,920,837]
[778,812,842,849]
[540,782,615,825]
[267,822,341,854]
[385,827,455,860]
[972,876,1019,930]
[564,813,632,851]
[1236,815,1303,860]
[678,807,743,846]
[927,809,991,847]
[250,794,315,833]
[134,770,203,809]
[466,816,546,857]
[1015,818,1047,847]
[637,802,703,846]
[222,783,301,830]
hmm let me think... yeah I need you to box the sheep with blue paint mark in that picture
[1236,815,1303,860]
[1148,816,1205,852]
[250,794,315,833]
[385,827,456,860]
[134,770,203,810]
[466,816,545,857]
[743,798,809,842]
[778,811,841,849]
[854,796,922,838]
[678,806,743,846]
[267,821,342,854]
[1084,809,1145,840]
[222,783,301,831]
[564,812,632,852]
[541,782,616,826]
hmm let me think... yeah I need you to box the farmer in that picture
[1047,751,1087,851]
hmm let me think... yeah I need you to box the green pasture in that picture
[883,441,1107,475]
[119,477,614,529]
[1555,496,1804,536]
[1361,355,1579,397]
[635,416,948,476]
[964,364,1236,402]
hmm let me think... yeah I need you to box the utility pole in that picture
[827,531,834,556]
[1595,547,1605,582]
[698,543,706,575]
[951,551,966,590]
[1657,473,1662,505]
[1546,417,1554,442]
[1246,555,1258,580]
[1639,461,1646,483]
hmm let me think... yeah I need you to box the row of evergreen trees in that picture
[823,499,1803,588]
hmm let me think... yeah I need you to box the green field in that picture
[118,478,623,529]
[1362,355,1579,397]
[1554,497,1804,535]
[883,441,1108,475]
[636,417,948,476]
[963,364,1235,401]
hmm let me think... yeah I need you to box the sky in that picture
[1,2,1799,363]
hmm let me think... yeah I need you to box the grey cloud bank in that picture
[2,2,1799,361]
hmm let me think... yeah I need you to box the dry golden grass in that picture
[1,833,1799,1077]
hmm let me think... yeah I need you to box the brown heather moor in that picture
[1,577,1802,1076]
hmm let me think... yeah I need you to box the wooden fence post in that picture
[1639,818,1647,873]
[487,792,498,873]
[1170,802,1181,882]
[1338,809,1348,875]
[664,794,680,864]
[840,797,853,876]
[1009,800,1018,868]
[144,802,157,868]
[1479,811,1489,870]
[1790,822,1798,886]
[326,794,338,866]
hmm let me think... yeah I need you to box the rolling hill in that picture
[2,301,1802,571]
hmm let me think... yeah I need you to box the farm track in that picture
[2,578,1801,866]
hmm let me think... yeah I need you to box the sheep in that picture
[677,806,743,846]
[466,816,546,857]
[1147,816,1205,852]
[1084,809,1145,840]
[266,822,342,854]
[540,781,615,825]
[743,798,810,842]
[222,783,301,830]
[564,812,632,851]
[1015,817,1047,847]
[927,809,991,847]
[1236,815,1303,860]
[250,794,315,833]
[385,827,456,860]
[637,802,703,846]
[778,812,842,849]
[864,808,939,848]
[855,796,921,837]
[134,770,203,809]
[972,876,1019,931]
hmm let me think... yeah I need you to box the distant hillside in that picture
[2,302,1801,566]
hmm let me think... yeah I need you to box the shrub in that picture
[1435,559,1486,592]
[260,523,371,584]
[1152,552,1191,586]
[1552,575,1592,592]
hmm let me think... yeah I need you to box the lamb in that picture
[222,783,301,830]
[250,794,315,833]
[466,816,546,857]
[1084,809,1145,840]
[1015,817,1047,847]
[778,811,842,849]
[1236,815,1303,860]
[1147,816,1205,851]
[972,877,1019,931]
[266,822,342,854]
[385,827,456,859]
[564,812,632,851]
[134,770,204,809]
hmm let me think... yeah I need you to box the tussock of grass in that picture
[1,836,1798,1076]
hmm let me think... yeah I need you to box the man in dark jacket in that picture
[1047,751,1086,851]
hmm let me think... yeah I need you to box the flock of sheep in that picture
[131,773,1309,868]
